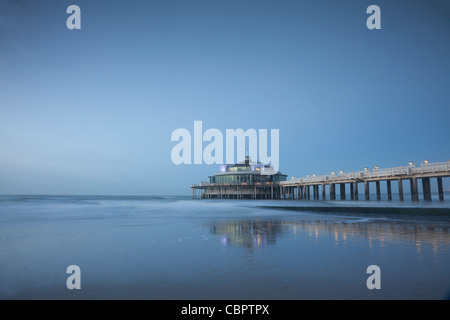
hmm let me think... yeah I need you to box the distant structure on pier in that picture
[192,160,450,202]
[192,156,287,199]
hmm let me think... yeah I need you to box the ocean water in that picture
[0,195,449,300]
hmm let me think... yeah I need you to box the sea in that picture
[0,194,449,300]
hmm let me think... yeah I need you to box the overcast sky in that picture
[0,0,449,195]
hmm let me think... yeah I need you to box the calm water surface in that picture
[0,195,449,299]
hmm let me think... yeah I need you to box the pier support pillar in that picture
[322,184,326,200]
[350,183,354,200]
[364,181,370,201]
[398,179,404,201]
[354,182,359,200]
[410,178,419,202]
[306,185,310,200]
[330,184,336,200]
[387,180,392,201]
[340,183,346,200]
[271,186,274,199]
[437,177,444,201]
[376,181,381,201]
[422,178,431,201]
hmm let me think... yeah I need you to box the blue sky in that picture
[0,0,449,195]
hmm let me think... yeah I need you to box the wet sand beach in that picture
[1,196,449,300]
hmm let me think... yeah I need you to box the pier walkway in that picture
[192,160,450,202]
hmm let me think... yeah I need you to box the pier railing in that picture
[192,161,450,188]
[280,160,450,185]
[192,181,277,187]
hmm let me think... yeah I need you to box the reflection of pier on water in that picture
[290,219,450,252]
[209,220,285,248]
[209,218,450,252]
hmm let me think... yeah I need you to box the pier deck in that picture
[191,160,450,202]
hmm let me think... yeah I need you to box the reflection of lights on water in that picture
[213,219,449,253]
[432,241,439,255]
[221,237,228,246]
[212,220,280,248]
[416,241,422,254]
[254,234,267,247]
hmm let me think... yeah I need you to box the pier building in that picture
[192,156,287,199]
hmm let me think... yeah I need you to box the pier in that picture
[192,160,450,202]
